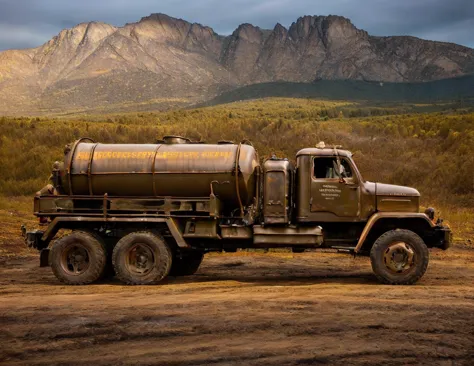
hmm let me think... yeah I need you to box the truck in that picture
[23,136,451,285]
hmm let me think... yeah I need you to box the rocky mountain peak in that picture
[232,23,265,42]
[131,12,223,51]
[285,15,371,57]
[38,21,116,55]
[0,13,472,115]
[272,23,288,38]
[139,13,182,24]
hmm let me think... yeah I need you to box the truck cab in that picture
[295,146,421,223]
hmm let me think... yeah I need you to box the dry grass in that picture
[0,196,37,258]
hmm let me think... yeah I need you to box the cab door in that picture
[310,156,360,218]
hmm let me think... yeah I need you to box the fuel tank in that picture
[58,137,260,206]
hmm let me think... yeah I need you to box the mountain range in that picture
[0,13,473,115]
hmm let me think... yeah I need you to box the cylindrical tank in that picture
[58,138,260,207]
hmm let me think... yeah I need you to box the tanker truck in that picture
[22,136,451,285]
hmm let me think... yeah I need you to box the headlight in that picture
[424,207,435,220]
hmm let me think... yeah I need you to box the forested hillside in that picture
[0,98,473,238]
[202,76,474,106]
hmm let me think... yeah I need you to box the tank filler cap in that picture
[162,135,191,144]
[269,154,288,161]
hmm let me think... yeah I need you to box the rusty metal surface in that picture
[295,152,421,223]
[183,220,219,239]
[376,196,420,213]
[34,195,213,219]
[310,156,360,217]
[62,140,259,208]
[353,212,435,253]
[253,225,323,247]
[39,216,190,248]
[263,158,293,225]
[383,242,415,273]
[220,225,252,239]
[32,137,451,256]
[162,136,191,144]
[296,148,353,158]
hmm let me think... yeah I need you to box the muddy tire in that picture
[169,253,204,276]
[81,232,115,280]
[112,232,172,285]
[370,229,429,285]
[51,231,107,285]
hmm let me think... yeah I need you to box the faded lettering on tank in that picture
[75,151,233,160]
[319,184,341,200]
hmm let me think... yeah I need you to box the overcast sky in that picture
[0,0,473,51]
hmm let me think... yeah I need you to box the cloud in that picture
[0,23,59,50]
[0,0,472,50]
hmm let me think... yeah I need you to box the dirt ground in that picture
[0,245,473,365]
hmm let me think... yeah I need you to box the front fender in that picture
[354,212,435,253]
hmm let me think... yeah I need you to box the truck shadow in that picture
[5,258,378,287]
[162,271,379,286]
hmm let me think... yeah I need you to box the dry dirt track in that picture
[0,248,473,366]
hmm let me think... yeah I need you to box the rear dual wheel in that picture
[51,231,173,285]
[112,232,172,285]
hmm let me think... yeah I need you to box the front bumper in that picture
[21,226,50,267]
[434,224,452,250]
[21,225,47,250]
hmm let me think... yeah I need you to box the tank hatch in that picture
[162,136,191,144]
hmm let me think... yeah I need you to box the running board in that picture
[253,225,323,247]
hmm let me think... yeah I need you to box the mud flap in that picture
[40,249,50,267]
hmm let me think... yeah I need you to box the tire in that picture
[370,229,429,285]
[51,231,107,285]
[112,231,172,285]
[169,253,204,276]
[81,231,116,280]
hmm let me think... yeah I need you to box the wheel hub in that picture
[61,244,90,275]
[126,243,154,275]
[383,242,415,273]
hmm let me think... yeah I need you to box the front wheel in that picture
[370,229,429,285]
[112,231,172,285]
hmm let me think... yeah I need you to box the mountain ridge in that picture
[1,13,473,115]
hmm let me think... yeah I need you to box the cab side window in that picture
[313,157,353,179]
